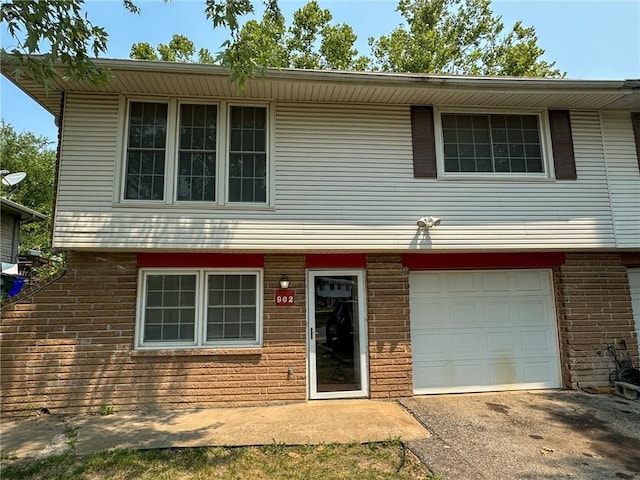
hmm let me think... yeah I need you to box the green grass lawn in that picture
[1,441,440,480]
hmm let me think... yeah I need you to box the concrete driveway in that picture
[401,390,640,480]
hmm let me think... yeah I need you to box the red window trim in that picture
[402,252,565,270]
[305,254,367,268]
[137,253,265,269]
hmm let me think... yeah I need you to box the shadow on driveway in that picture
[401,390,640,480]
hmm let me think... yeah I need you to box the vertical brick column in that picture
[262,255,307,401]
[366,254,413,398]
[555,253,638,388]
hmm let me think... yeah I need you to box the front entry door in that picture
[308,270,368,399]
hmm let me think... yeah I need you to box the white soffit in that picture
[2,58,639,118]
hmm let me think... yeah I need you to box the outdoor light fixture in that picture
[416,216,442,229]
[280,275,290,289]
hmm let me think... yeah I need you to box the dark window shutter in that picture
[411,106,437,178]
[549,110,577,180]
[631,112,640,170]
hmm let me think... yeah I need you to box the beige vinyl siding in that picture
[600,111,640,248]
[1,213,18,263]
[53,98,616,250]
[55,93,120,209]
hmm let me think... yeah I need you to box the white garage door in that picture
[410,269,561,394]
[629,268,640,347]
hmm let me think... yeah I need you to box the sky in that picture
[1,0,639,145]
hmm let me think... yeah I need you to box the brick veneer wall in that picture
[5,250,635,416]
[0,251,413,417]
[366,255,413,398]
[555,253,639,388]
[1,252,308,416]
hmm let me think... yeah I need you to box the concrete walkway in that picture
[1,400,428,461]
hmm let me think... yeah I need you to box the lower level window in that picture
[136,269,262,349]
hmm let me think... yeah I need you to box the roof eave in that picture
[0,197,47,221]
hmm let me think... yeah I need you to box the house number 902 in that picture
[275,289,295,306]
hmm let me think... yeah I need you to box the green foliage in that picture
[0,122,55,254]
[131,34,216,64]
[369,0,563,77]
[130,0,561,81]
[0,0,138,87]
[99,404,116,416]
[3,0,563,90]
[1,443,430,479]
[133,0,370,80]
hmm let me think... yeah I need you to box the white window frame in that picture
[116,96,274,208]
[434,107,555,180]
[135,268,264,350]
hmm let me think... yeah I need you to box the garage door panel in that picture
[411,332,449,358]
[520,330,555,353]
[484,302,513,324]
[515,270,548,292]
[447,274,477,293]
[450,303,480,326]
[518,299,552,324]
[522,361,558,383]
[480,271,510,292]
[410,269,561,394]
[451,332,485,355]
[411,274,443,294]
[486,331,516,353]
[488,360,522,385]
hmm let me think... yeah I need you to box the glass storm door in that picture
[308,270,368,399]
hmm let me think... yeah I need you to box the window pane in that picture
[443,113,542,175]
[444,157,460,172]
[143,274,196,343]
[125,102,167,200]
[476,158,492,172]
[177,104,217,202]
[527,157,543,173]
[206,274,258,342]
[442,114,490,173]
[228,106,267,203]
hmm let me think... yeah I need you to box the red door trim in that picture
[402,252,565,270]
[305,254,367,268]
[137,253,265,268]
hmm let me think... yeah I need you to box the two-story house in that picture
[1,59,639,415]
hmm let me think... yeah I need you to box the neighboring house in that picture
[0,197,46,265]
[1,197,46,298]
[1,59,639,415]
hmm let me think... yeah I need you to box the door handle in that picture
[310,328,314,340]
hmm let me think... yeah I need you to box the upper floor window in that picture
[177,104,218,202]
[122,99,270,205]
[441,113,544,174]
[229,106,267,203]
[125,102,168,200]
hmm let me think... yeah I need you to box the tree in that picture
[0,123,56,254]
[369,0,563,77]
[130,34,215,64]
[130,2,369,73]
[0,0,269,86]
[2,0,563,90]
[0,0,132,87]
